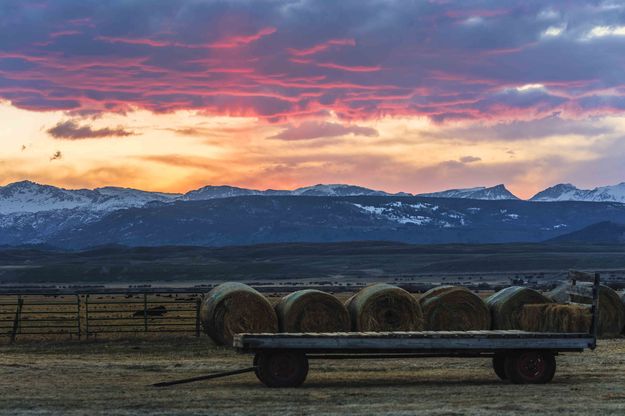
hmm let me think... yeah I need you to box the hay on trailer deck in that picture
[548,283,625,338]
[520,303,591,333]
[345,283,422,331]
[419,286,490,331]
[486,286,552,330]
[275,289,350,333]
[200,282,278,346]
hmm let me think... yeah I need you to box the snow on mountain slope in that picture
[531,182,625,203]
[95,187,179,210]
[529,184,581,201]
[418,184,520,200]
[180,185,266,201]
[3,179,625,219]
[180,183,406,200]
[0,181,179,214]
[0,181,407,214]
[291,184,395,196]
[0,181,96,214]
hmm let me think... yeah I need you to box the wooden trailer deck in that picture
[234,330,595,354]
[233,271,601,387]
[155,271,601,388]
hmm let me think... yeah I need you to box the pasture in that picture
[1,337,625,415]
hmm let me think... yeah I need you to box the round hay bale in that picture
[345,283,422,331]
[486,286,552,330]
[200,282,278,346]
[547,283,570,303]
[520,303,591,333]
[419,286,490,331]
[568,284,625,338]
[275,289,350,333]
[419,285,457,301]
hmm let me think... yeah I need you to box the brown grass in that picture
[1,337,625,415]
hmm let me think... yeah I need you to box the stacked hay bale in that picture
[548,283,625,337]
[346,283,423,331]
[419,286,490,331]
[200,282,278,346]
[275,289,350,333]
[520,303,591,333]
[486,286,552,329]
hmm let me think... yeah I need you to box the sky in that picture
[1,0,625,198]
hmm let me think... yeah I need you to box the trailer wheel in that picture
[492,353,507,380]
[504,350,556,384]
[254,351,309,388]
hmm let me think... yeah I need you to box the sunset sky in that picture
[1,1,625,198]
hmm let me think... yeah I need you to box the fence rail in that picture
[0,290,205,342]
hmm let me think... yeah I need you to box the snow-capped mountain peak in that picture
[93,186,180,210]
[530,182,625,203]
[0,181,178,214]
[180,183,403,199]
[180,185,264,201]
[592,182,625,202]
[418,184,520,200]
[291,183,392,196]
[0,181,96,214]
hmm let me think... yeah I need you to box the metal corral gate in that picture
[0,288,205,342]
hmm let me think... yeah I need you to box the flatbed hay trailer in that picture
[234,271,600,387]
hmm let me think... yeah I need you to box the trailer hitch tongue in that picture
[152,366,257,387]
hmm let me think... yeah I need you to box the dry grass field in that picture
[1,337,625,415]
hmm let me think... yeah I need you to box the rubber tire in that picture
[504,350,556,384]
[254,351,309,388]
[492,353,507,380]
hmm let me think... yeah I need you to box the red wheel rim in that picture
[516,352,546,381]
[268,353,298,380]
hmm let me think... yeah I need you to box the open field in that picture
[1,338,625,415]
[2,242,625,287]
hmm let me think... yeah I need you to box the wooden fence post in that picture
[84,295,90,338]
[76,295,81,340]
[10,297,23,344]
[143,293,148,332]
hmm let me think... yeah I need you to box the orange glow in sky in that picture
[2,1,625,198]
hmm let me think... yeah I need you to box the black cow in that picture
[133,305,167,317]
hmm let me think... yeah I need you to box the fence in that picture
[0,289,205,342]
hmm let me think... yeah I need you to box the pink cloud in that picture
[208,27,277,48]
[316,63,382,72]
[287,39,356,56]
[2,1,625,124]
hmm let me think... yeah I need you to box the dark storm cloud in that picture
[47,120,135,139]
[49,150,62,161]
[1,0,625,122]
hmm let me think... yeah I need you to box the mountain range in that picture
[529,183,625,203]
[1,180,625,248]
[3,180,625,215]
[419,184,520,200]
